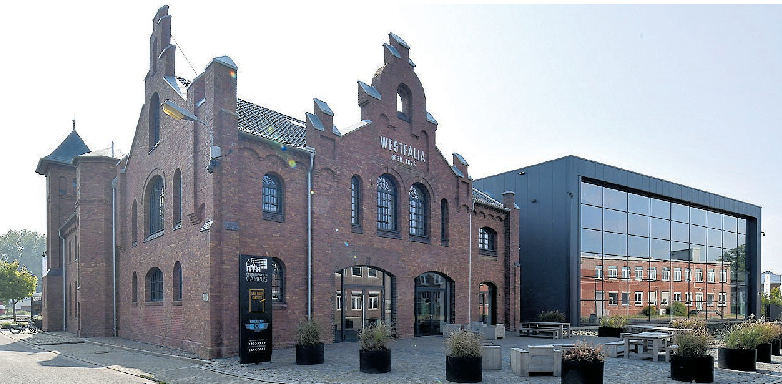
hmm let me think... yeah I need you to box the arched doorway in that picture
[334,266,395,342]
[414,272,454,336]
[479,282,497,325]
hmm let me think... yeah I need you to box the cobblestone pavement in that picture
[5,329,782,383]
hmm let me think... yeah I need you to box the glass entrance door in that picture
[415,272,453,336]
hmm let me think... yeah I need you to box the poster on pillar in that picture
[239,255,273,364]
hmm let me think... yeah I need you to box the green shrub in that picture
[674,329,711,357]
[445,329,482,358]
[669,301,687,316]
[599,315,628,329]
[670,318,706,331]
[562,341,605,362]
[358,322,394,351]
[724,322,764,349]
[538,310,567,323]
[296,318,322,346]
[641,305,657,316]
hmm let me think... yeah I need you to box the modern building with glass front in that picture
[474,155,762,325]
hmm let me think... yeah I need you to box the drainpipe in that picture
[59,229,66,330]
[468,200,474,325]
[307,148,315,319]
[112,177,118,336]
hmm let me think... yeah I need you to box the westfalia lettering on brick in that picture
[380,136,426,167]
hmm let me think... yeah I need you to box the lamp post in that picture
[161,99,222,172]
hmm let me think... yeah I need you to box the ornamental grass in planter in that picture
[718,322,763,371]
[538,309,567,323]
[358,322,393,374]
[670,329,714,383]
[597,315,627,337]
[445,329,482,383]
[561,341,605,384]
[295,318,324,365]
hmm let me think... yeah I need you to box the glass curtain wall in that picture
[579,180,747,324]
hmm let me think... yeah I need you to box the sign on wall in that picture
[239,255,273,363]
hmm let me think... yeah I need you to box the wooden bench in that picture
[511,345,564,376]
[604,341,625,357]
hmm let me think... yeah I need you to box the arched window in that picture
[271,258,284,303]
[148,176,164,237]
[376,175,397,232]
[396,84,412,122]
[132,272,138,303]
[149,92,160,150]
[479,227,497,256]
[351,175,362,230]
[132,200,138,245]
[146,267,163,302]
[440,199,449,246]
[173,261,182,302]
[263,173,284,221]
[409,183,428,238]
[173,169,182,228]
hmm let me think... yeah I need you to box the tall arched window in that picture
[271,258,284,303]
[263,173,284,221]
[377,175,397,232]
[146,267,163,302]
[131,200,138,245]
[409,183,427,238]
[148,176,164,237]
[440,199,449,246]
[173,261,182,302]
[149,92,160,150]
[351,175,362,230]
[173,169,182,228]
[479,227,497,256]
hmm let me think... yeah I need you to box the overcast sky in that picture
[2,3,780,271]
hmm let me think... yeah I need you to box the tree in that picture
[0,230,46,292]
[0,259,37,322]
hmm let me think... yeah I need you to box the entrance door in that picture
[334,266,394,342]
[415,272,453,336]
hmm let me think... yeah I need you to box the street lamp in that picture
[161,99,222,173]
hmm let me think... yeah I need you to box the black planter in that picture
[597,326,622,338]
[445,355,482,383]
[561,360,604,384]
[757,343,772,363]
[359,349,391,374]
[718,347,756,371]
[773,339,781,356]
[670,355,714,383]
[296,343,324,365]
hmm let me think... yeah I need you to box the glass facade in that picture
[579,180,748,324]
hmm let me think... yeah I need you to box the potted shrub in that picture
[670,329,714,383]
[754,322,777,363]
[597,315,627,338]
[358,322,393,374]
[771,323,782,356]
[445,329,482,383]
[539,310,567,323]
[718,322,761,371]
[561,341,605,384]
[295,318,324,365]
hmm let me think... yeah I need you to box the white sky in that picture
[2,3,780,271]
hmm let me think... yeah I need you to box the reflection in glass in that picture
[651,239,670,260]
[707,228,722,248]
[581,229,602,254]
[603,188,627,211]
[581,182,602,206]
[707,211,722,229]
[628,235,650,258]
[738,218,746,234]
[650,217,670,240]
[671,242,690,261]
[690,208,707,227]
[672,222,689,243]
[723,232,737,249]
[628,194,649,215]
[724,215,738,233]
[628,214,649,237]
[672,203,689,223]
[603,209,627,234]
[707,247,722,262]
[651,199,670,219]
[690,225,706,246]
[581,205,602,230]
[603,232,627,256]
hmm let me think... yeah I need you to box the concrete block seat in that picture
[510,344,566,377]
[481,344,502,370]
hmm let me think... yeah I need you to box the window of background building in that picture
[595,266,603,279]
[608,292,618,305]
[608,266,618,278]
[635,266,643,281]
[148,176,164,237]
[352,266,362,277]
[351,293,363,310]
[634,291,643,305]
[479,227,497,256]
[147,267,163,302]
[648,267,656,281]
[621,292,630,306]
[335,292,342,310]
[351,175,362,230]
[674,268,682,281]
[368,293,379,310]
[622,266,630,280]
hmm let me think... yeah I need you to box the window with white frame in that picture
[695,268,703,282]
[622,292,630,306]
[673,268,682,281]
[622,266,630,280]
[595,266,603,279]
[685,268,690,282]
[634,291,643,305]
[718,292,727,306]
[635,266,643,281]
[695,292,704,310]
[351,293,363,310]
[368,268,378,278]
[352,266,362,277]
[608,266,618,278]
[648,267,657,281]
[707,293,714,306]
[673,292,682,302]
[336,292,342,310]
[661,291,670,305]
[649,291,657,305]
[608,292,618,305]
[720,269,727,283]
[662,267,670,281]
[368,293,379,310]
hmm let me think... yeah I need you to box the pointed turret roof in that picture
[35,128,91,175]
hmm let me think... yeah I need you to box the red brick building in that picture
[36,6,519,359]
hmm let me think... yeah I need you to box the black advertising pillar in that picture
[239,255,273,363]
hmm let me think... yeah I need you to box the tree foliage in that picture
[0,229,45,291]
[0,259,37,304]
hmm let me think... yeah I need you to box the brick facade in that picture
[36,6,520,359]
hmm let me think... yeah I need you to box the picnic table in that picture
[519,322,570,339]
[622,331,672,360]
